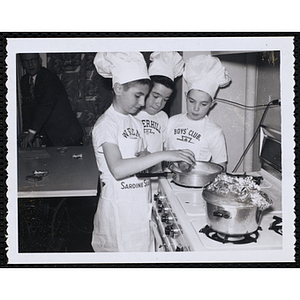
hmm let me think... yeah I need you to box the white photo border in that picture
[6,36,296,264]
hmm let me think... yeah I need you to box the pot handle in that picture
[136,172,170,178]
[213,210,231,219]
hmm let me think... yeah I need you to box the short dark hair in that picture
[150,75,175,91]
[19,53,41,61]
[122,78,151,91]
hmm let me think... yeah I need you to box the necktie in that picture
[29,76,35,101]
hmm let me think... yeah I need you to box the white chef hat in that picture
[93,52,150,86]
[148,51,184,81]
[183,55,231,99]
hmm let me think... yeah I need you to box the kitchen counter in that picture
[18,146,99,198]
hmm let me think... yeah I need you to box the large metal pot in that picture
[202,189,272,235]
[136,161,223,188]
[169,161,224,187]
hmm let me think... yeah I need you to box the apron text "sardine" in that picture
[121,180,150,189]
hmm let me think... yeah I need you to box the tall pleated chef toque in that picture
[94,52,150,86]
[183,54,231,99]
[148,51,184,81]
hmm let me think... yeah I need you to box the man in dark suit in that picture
[19,53,84,148]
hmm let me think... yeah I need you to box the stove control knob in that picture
[165,225,181,238]
[157,203,164,213]
[176,245,184,252]
[162,206,171,213]
[161,213,174,224]
[165,225,172,236]
[157,199,162,206]
[159,195,167,201]
[154,194,166,201]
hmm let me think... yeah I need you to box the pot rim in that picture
[169,161,224,176]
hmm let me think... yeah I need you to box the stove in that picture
[151,169,282,253]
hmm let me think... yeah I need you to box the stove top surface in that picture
[157,170,283,252]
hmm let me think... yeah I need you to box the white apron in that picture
[92,176,153,252]
[92,109,154,252]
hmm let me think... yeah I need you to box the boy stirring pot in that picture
[135,51,184,171]
[166,55,231,171]
[91,52,195,252]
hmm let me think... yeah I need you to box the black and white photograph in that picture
[5,36,295,265]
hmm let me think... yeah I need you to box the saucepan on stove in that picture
[136,161,224,188]
[202,174,273,236]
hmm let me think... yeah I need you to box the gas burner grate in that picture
[268,216,282,235]
[199,225,261,244]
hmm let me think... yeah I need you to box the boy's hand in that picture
[166,149,196,166]
[178,161,193,172]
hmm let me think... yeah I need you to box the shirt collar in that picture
[29,74,37,84]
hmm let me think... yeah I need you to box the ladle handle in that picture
[136,172,170,178]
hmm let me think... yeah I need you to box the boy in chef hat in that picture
[91,52,195,252]
[135,51,184,171]
[166,54,231,170]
